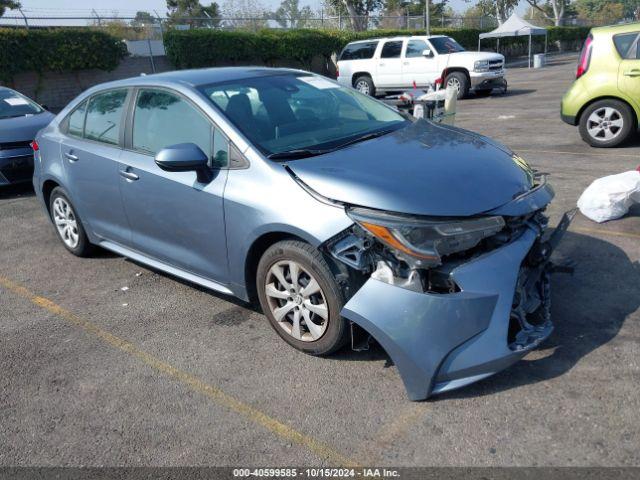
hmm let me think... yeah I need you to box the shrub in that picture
[0,28,127,81]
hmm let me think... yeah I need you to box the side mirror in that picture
[422,48,433,57]
[155,143,212,183]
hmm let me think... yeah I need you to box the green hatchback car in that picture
[561,23,640,147]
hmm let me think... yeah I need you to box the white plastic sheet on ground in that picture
[577,168,640,223]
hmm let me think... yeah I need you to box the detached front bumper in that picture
[341,214,572,401]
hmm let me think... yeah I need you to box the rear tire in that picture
[445,71,469,100]
[579,99,634,148]
[353,75,375,96]
[49,187,94,257]
[256,240,349,356]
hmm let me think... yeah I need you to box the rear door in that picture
[616,31,640,110]
[376,40,404,88]
[60,89,131,246]
[118,87,230,283]
[401,38,439,87]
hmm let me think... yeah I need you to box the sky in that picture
[14,0,513,17]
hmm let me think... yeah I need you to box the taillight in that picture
[336,66,339,78]
[576,34,593,79]
[30,140,39,151]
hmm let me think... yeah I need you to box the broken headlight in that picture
[347,207,505,267]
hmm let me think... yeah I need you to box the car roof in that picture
[592,21,640,35]
[345,35,446,45]
[85,66,306,91]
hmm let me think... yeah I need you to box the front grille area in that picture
[489,60,504,71]
[0,154,33,183]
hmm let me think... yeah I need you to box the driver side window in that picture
[132,88,228,168]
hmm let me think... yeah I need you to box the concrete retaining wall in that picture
[1,55,337,112]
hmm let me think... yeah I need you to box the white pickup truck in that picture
[336,35,506,99]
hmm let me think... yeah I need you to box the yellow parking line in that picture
[355,404,425,465]
[0,275,358,468]
[516,148,640,158]
[572,226,640,240]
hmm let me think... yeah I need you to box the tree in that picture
[132,11,157,26]
[575,0,626,23]
[167,0,221,27]
[221,0,268,29]
[475,0,518,24]
[270,0,313,28]
[324,0,384,30]
[0,0,20,17]
[521,0,571,26]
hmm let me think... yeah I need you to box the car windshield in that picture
[200,73,407,157]
[429,36,465,54]
[0,89,43,119]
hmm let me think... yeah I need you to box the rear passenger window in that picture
[613,32,639,58]
[381,41,403,59]
[339,41,378,61]
[67,100,87,138]
[84,90,127,145]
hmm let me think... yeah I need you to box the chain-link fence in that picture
[0,13,503,36]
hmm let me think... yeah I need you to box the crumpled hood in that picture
[0,112,55,143]
[286,120,535,217]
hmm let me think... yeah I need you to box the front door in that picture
[119,88,230,283]
[60,89,131,246]
[376,40,404,88]
[402,39,439,87]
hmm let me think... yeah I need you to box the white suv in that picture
[336,35,506,99]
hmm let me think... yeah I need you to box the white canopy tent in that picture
[478,14,548,68]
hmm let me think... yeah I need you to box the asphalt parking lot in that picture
[1,56,639,468]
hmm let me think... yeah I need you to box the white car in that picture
[336,35,506,99]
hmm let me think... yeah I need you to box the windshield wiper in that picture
[332,128,396,151]
[267,128,397,160]
[267,148,330,160]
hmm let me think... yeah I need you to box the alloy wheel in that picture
[52,197,79,249]
[264,260,329,342]
[355,80,370,95]
[586,107,624,141]
[447,77,461,92]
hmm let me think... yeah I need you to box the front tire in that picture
[445,71,469,100]
[353,75,375,96]
[579,99,634,148]
[49,187,94,257]
[256,240,349,356]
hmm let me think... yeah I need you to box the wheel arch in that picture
[244,231,308,304]
[442,67,470,84]
[576,95,638,130]
[42,179,61,215]
[351,71,373,87]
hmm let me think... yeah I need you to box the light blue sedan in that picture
[33,67,569,400]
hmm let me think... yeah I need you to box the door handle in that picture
[379,63,385,67]
[403,61,410,65]
[64,152,78,162]
[119,170,139,182]
[624,69,640,77]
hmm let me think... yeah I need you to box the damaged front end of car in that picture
[322,178,574,401]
